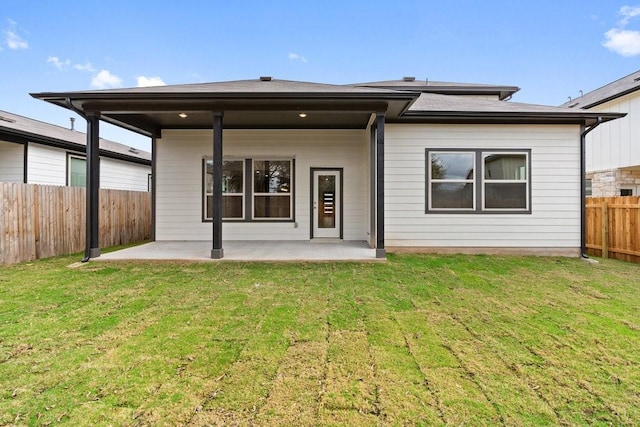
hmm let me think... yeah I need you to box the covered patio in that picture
[98,240,381,262]
[31,78,417,261]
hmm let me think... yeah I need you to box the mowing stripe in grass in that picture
[2,253,640,425]
[255,340,328,425]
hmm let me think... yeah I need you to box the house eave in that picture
[394,111,626,126]
[360,86,520,100]
[30,91,419,132]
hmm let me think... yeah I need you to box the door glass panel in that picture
[318,175,336,229]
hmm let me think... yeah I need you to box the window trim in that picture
[427,150,476,212]
[481,151,530,212]
[425,148,531,214]
[252,158,294,220]
[620,187,635,197]
[203,158,246,221]
[202,157,296,223]
[585,178,592,197]
[67,153,87,187]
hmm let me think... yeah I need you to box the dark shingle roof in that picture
[41,78,402,96]
[353,78,519,100]
[0,110,151,163]
[401,93,624,126]
[411,93,579,113]
[560,69,640,109]
[30,77,623,130]
[30,78,420,133]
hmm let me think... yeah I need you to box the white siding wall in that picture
[385,124,581,250]
[101,158,150,191]
[587,91,640,171]
[156,129,369,241]
[27,143,67,185]
[26,143,150,189]
[0,140,24,182]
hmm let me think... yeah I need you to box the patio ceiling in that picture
[84,98,398,134]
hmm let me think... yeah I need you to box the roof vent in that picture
[0,115,16,123]
[128,147,139,154]
[634,76,640,82]
[403,76,416,82]
[260,76,272,81]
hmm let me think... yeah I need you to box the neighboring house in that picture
[0,110,151,191]
[31,77,621,259]
[561,70,640,197]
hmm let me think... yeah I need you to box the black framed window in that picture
[204,159,245,220]
[429,151,475,210]
[426,149,530,214]
[203,158,294,221]
[483,152,528,210]
[253,160,293,219]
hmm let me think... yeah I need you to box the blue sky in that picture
[2,1,640,151]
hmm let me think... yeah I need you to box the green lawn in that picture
[1,253,639,426]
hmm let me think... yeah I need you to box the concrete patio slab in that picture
[97,240,382,262]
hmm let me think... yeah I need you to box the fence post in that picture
[601,200,609,259]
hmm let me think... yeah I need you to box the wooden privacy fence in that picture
[586,196,640,263]
[1,182,151,265]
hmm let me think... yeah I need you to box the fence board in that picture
[586,196,640,263]
[0,183,151,265]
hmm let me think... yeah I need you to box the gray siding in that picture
[385,124,581,250]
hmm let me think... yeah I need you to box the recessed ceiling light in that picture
[298,113,307,118]
[178,113,188,118]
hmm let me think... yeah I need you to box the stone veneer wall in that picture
[588,168,640,197]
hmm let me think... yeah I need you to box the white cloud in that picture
[47,57,96,72]
[603,6,640,56]
[47,56,71,70]
[619,5,640,25]
[136,75,166,87]
[74,62,96,72]
[603,28,640,56]
[288,52,308,63]
[4,19,28,50]
[91,70,122,89]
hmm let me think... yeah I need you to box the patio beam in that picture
[376,112,385,258]
[85,113,101,260]
[211,112,224,259]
